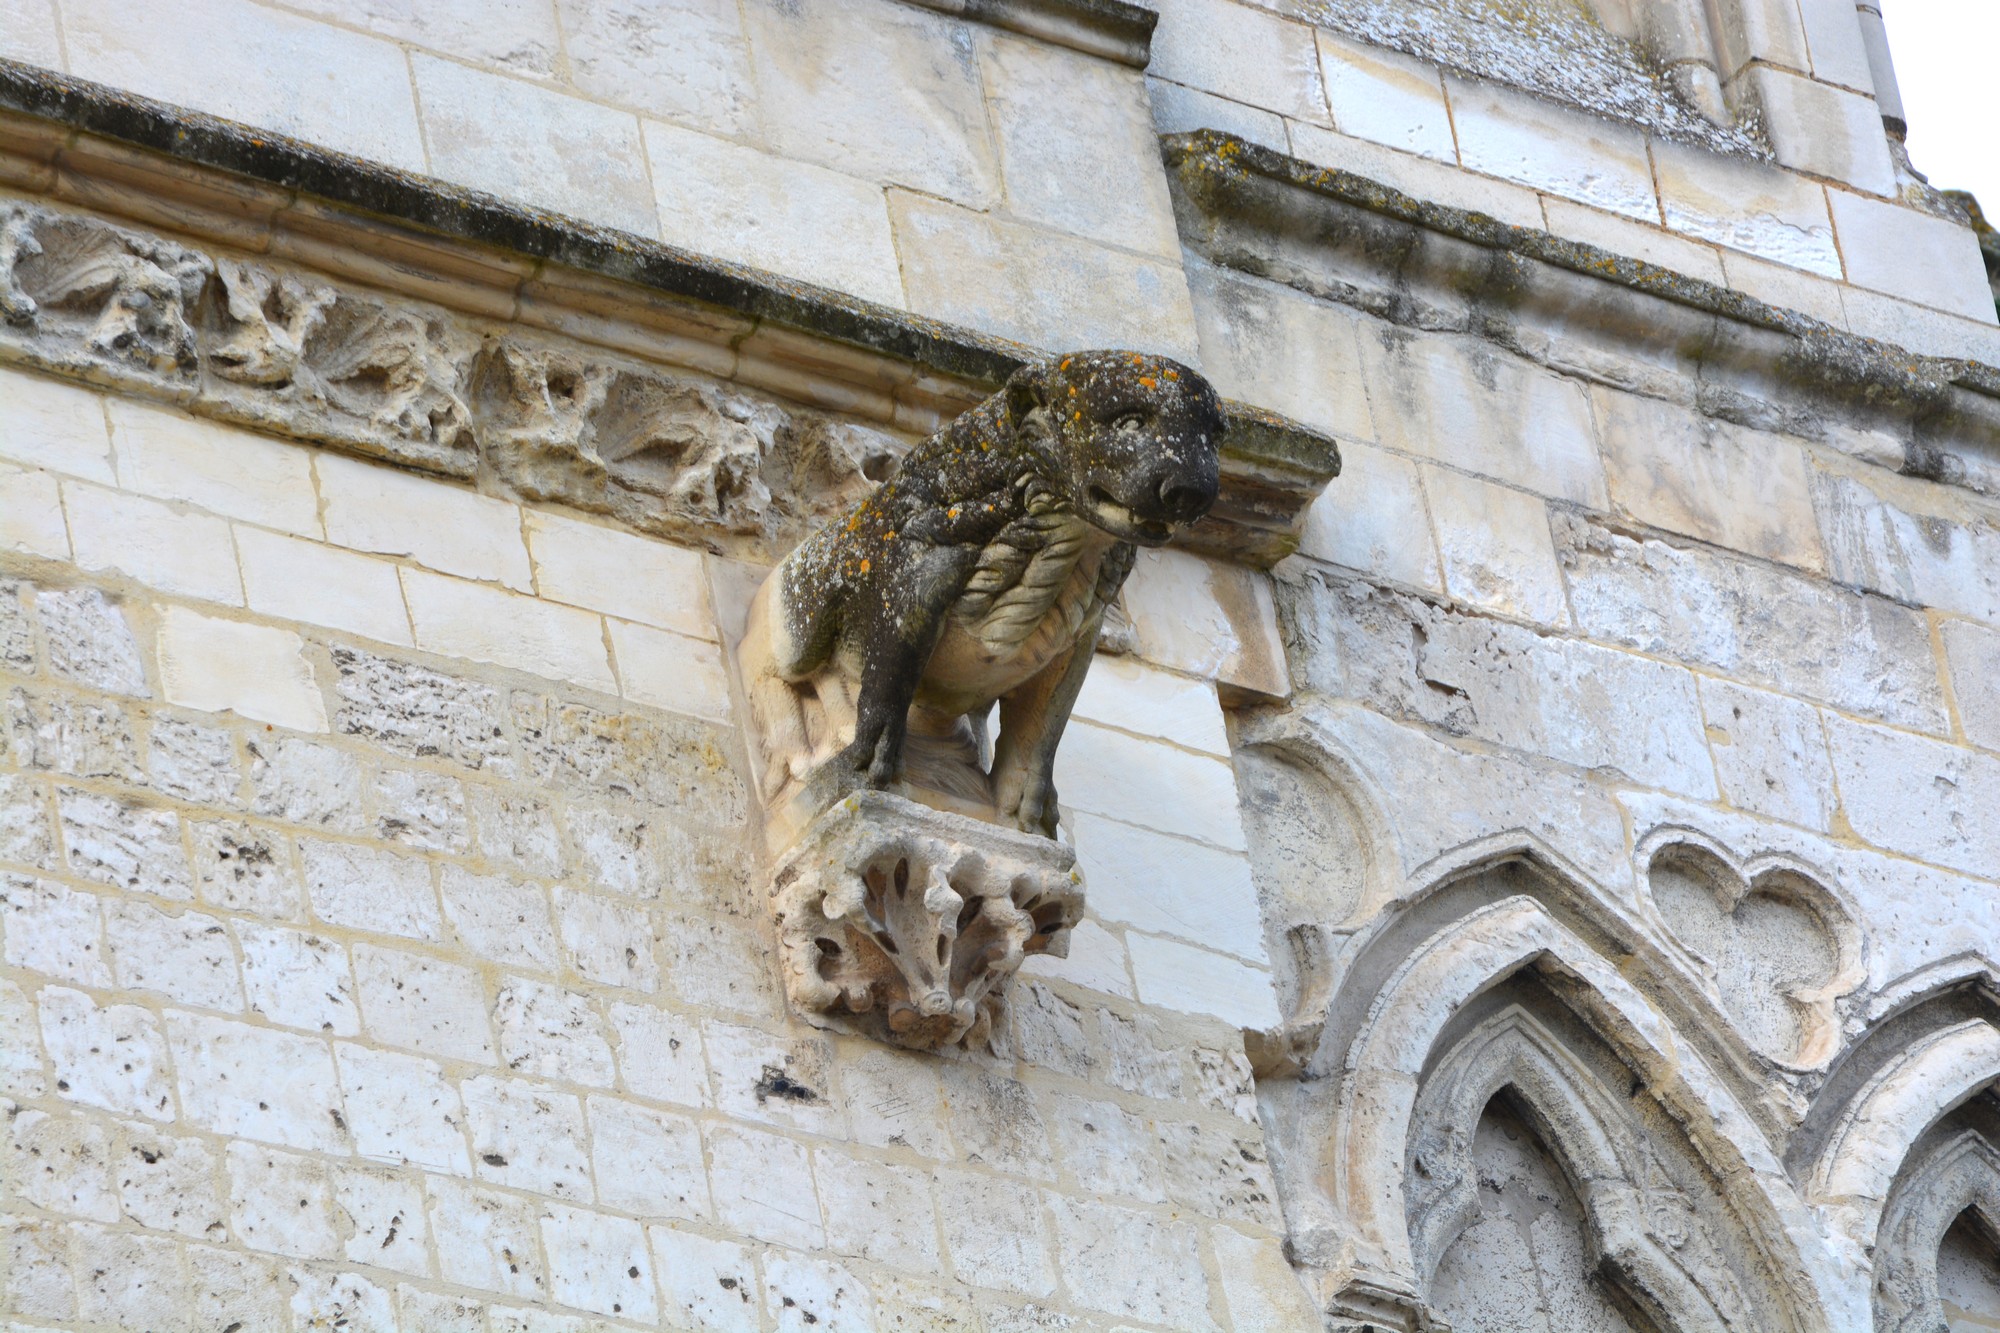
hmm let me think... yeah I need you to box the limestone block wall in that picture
[1141,0,2000,364]
[0,352,1318,1331]
[1,1,1999,1330]
[0,0,1198,359]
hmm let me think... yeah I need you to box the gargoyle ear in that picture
[1005,360,1051,429]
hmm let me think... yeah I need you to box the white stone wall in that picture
[0,359,1313,1331]
[3,0,2000,1328]
[0,0,1198,360]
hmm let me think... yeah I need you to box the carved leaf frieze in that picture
[0,199,900,559]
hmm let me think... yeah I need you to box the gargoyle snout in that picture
[1158,475,1212,522]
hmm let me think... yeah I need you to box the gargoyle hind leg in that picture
[991,615,1103,837]
[838,544,981,788]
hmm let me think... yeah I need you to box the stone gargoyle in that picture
[739,349,1224,838]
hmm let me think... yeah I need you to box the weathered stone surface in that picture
[58,788,192,898]
[770,794,1083,1050]
[1810,456,2000,627]
[36,587,149,696]
[1555,513,1948,731]
[1594,388,1825,570]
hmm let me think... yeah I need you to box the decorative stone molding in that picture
[771,791,1082,1051]
[905,0,1157,67]
[1162,130,2000,497]
[0,196,890,561]
[1639,834,1864,1070]
[0,65,1341,565]
[1407,1005,1760,1330]
[1874,1123,2000,1331]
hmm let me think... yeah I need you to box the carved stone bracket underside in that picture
[771,792,1083,1052]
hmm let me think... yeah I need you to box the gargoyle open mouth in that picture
[1087,486,1174,544]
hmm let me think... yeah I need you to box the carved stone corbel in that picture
[771,791,1083,1051]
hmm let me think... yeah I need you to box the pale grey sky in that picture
[1883,0,1999,210]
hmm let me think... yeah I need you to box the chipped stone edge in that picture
[0,59,1336,567]
[906,0,1158,67]
[1163,128,2000,492]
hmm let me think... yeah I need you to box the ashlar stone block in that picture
[62,0,428,170]
[167,1012,348,1152]
[335,1165,432,1274]
[541,1204,658,1322]
[157,606,330,733]
[335,1043,471,1175]
[644,120,905,310]
[707,1121,824,1248]
[1699,678,1838,831]
[1556,513,1948,731]
[1147,0,1327,121]
[57,788,192,899]
[104,901,244,1012]
[353,944,496,1064]
[1944,619,2000,752]
[36,587,148,697]
[106,399,320,536]
[427,1175,549,1300]
[5,1106,120,1221]
[462,1074,593,1201]
[1653,139,1841,278]
[1359,326,1609,508]
[1595,388,1825,570]
[0,369,116,484]
[227,1141,340,1259]
[493,978,617,1086]
[1445,76,1657,222]
[64,481,244,605]
[815,1149,943,1270]
[1184,259,1378,446]
[742,0,999,207]
[763,1251,876,1333]
[588,1095,711,1221]
[412,54,657,237]
[1318,31,1456,161]
[981,35,1181,258]
[650,1225,762,1330]
[1828,716,2000,876]
[0,461,70,560]
[559,0,755,137]
[1829,188,1997,323]
[2,874,109,986]
[1811,452,2000,626]
[890,193,1202,360]
[236,922,360,1036]
[934,1169,1057,1297]
[302,839,440,942]
[1747,65,1896,196]
[1049,1196,1218,1329]
[116,1122,224,1238]
[1421,467,1569,625]
[237,527,415,649]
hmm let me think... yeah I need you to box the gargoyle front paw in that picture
[837,732,902,790]
[998,773,1060,838]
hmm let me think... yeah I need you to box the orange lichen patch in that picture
[1139,376,1157,389]
[947,506,960,519]
[859,558,871,573]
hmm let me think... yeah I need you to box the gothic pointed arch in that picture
[1794,965,2000,1330]
[1255,840,1850,1331]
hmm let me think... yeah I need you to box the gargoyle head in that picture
[1007,350,1224,546]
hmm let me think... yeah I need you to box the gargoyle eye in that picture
[1109,411,1149,431]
